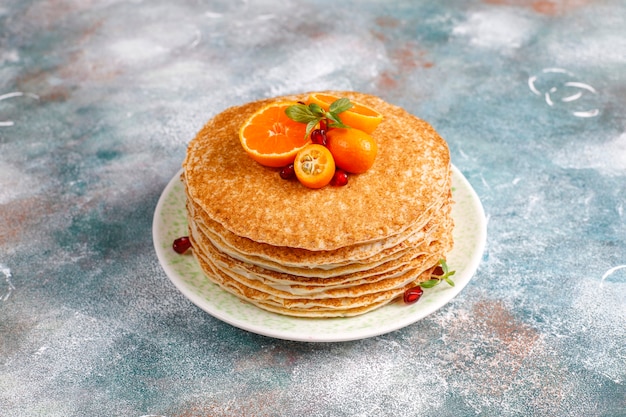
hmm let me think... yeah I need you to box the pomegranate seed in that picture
[432,265,444,276]
[310,129,327,146]
[279,163,295,179]
[173,236,191,254]
[403,286,423,304]
[331,169,349,186]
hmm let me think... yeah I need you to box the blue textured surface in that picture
[1,0,624,416]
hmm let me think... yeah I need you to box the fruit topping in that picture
[239,94,383,189]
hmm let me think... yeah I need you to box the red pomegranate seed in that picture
[279,163,295,180]
[310,129,327,146]
[173,236,191,254]
[331,169,348,186]
[403,286,423,304]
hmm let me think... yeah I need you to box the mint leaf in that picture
[308,103,325,116]
[419,279,440,289]
[285,105,319,124]
[305,120,318,136]
[325,112,349,129]
[329,97,353,114]
[440,259,449,275]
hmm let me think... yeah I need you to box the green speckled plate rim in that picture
[152,165,486,342]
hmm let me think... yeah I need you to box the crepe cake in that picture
[181,91,454,317]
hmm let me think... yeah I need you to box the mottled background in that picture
[1,0,625,416]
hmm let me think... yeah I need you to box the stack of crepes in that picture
[181,91,453,318]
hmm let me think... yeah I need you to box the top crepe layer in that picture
[182,91,451,252]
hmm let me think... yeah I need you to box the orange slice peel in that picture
[307,93,383,134]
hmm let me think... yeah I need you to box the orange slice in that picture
[294,144,336,189]
[239,102,310,168]
[307,93,383,134]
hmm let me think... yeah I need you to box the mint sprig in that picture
[419,259,456,288]
[285,98,353,137]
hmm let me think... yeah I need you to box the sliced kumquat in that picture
[307,93,384,134]
[326,128,378,174]
[294,144,336,189]
[239,101,311,167]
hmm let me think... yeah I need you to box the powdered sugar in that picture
[553,132,626,176]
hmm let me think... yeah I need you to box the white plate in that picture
[153,166,486,342]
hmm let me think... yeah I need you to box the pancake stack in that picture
[182,91,453,317]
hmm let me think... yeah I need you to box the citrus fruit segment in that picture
[239,102,310,167]
[307,93,383,134]
[326,128,378,174]
[294,144,336,189]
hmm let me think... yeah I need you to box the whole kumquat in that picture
[326,128,378,174]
